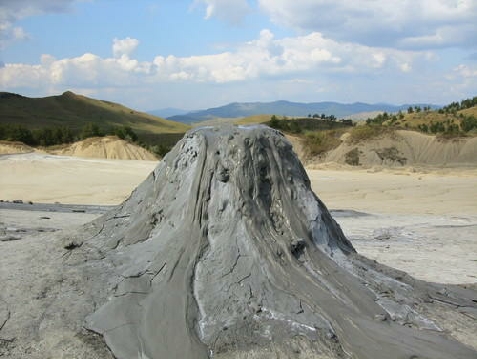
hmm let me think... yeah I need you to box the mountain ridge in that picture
[0,91,189,134]
[162,100,439,124]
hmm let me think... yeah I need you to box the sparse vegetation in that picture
[374,147,407,165]
[460,116,477,133]
[361,96,477,139]
[348,124,392,143]
[268,115,353,134]
[413,114,477,137]
[303,130,343,156]
[267,115,353,157]
[138,133,185,158]
[438,96,477,114]
[113,125,138,142]
[345,148,360,166]
[148,144,171,158]
[282,95,477,159]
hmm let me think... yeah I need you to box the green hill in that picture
[0,91,190,135]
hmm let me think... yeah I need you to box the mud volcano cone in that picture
[82,125,477,359]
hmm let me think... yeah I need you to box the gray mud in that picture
[0,202,112,242]
[0,201,113,214]
[1,125,477,358]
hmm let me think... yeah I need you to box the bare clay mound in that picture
[320,130,477,167]
[3,126,475,358]
[0,140,34,155]
[49,136,158,160]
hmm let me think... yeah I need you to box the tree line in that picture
[417,116,477,135]
[0,122,138,147]
[438,96,477,114]
[364,95,477,136]
[269,115,353,134]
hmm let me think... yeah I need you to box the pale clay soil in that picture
[1,152,476,285]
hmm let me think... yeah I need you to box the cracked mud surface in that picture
[1,125,477,358]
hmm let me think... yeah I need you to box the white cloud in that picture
[439,64,477,101]
[400,63,412,73]
[0,30,426,93]
[0,30,471,108]
[258,0,477,49]
[372,53,387,68]
[12,27,29,40]
[112,37,139,58]
[192,0,251,24]
[453,64,477,79]
[0,63,43,88]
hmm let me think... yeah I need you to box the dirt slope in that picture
[315,130,477,167]
[0,141,34,155]
[48,136,158,160]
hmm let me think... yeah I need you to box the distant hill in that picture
[165,100,439,124]
[148,107,189,118]
[0,91,190,135]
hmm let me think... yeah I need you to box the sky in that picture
[0,0,476,111]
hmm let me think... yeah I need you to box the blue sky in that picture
[1,0,476,111]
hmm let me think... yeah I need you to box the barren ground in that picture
[1,152,476,284]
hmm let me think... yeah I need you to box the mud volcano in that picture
[77,125,476,358]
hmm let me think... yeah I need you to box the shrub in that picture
[418,124,429,133]
[149,144,171,158]
[114,125,138,142]
[0,124,36,145]
[269,115,280,129]
[81,122,104,139]
[461,116,477,132]
[303,130,341,156]
[366,112,389,125]
[345,148,360,166]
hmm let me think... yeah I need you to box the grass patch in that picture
[303,129,343,156]
[0,91,190,134]
[348,125,392,143]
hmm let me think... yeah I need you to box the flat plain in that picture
[1,152,476,284]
